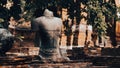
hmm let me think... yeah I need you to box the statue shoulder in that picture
[54,17,62,23]
[54,17,62,20]
[35,16,44,21]
[53,17,62,27]
[32,16,45,23]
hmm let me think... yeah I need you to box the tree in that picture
[61,0,74,46]
[0,2,10,28]
[72,0,81,46]
[4,0,117,47]
[62,0,81,46]
[21,0,36,20]
[103,0,117,47]
[86,0,117,47]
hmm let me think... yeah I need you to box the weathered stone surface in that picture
[0,62,92,68]
[6,47,39,56]
[101,48,120,56]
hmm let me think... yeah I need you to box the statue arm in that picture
[31,19,39,31]
[58,19,63,38]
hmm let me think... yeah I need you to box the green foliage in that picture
[102,2,116,19]
[20,0,36,21]
[63,19,73,36]
[0,0,116,38]
[116,7,120,21]
[0,6,9,21]
[0,18,4,28]
[0,18,4,23]
[86,0,116,37]
[94,13,107,36]
[64,28,73,36]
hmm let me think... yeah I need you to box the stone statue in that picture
[32,9,69,62]
[0,28,14,56]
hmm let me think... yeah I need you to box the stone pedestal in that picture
[101,48,120,56]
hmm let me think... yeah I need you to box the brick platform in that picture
[0,62,93,68]
[6,47,39,56]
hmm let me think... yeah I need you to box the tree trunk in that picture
[72,0,80,46]
[111,17,117,47]
[72,30,79,46]
[67,36,72,46]
[84,26,88,45]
